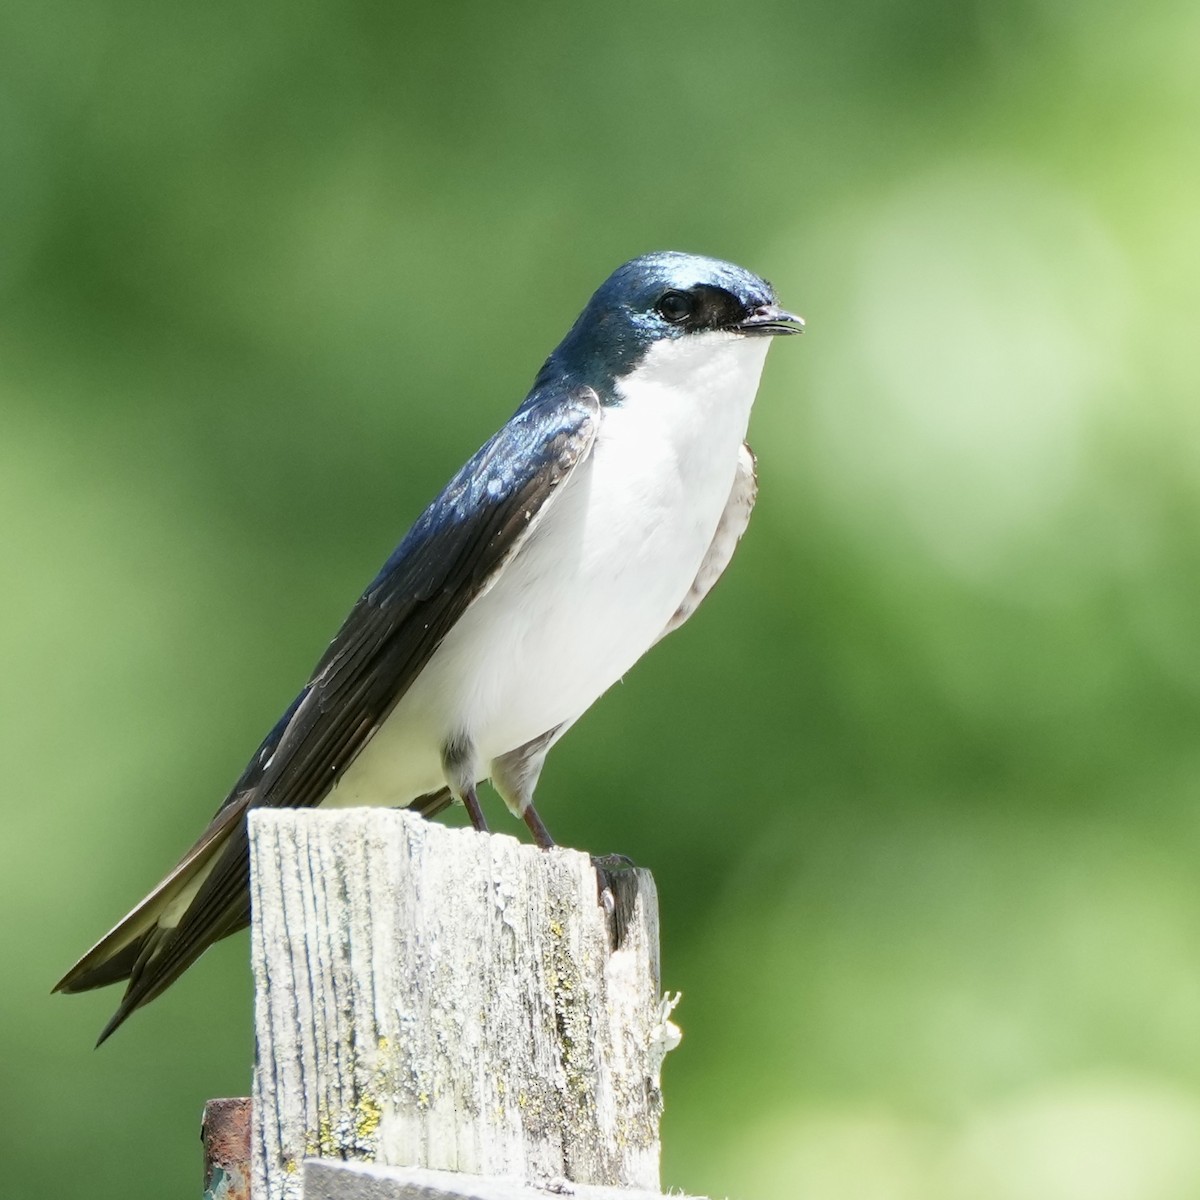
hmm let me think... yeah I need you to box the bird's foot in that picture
[589,852,638,872]
[590,853,641,950]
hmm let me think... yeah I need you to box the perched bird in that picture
[55,251,802,1043]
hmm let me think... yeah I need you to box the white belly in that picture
[329,331,771,806]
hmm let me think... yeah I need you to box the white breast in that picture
[330,331,772,805]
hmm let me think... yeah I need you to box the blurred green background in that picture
[4,1,1199,1197]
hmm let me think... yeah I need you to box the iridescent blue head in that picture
[539,251,803,393]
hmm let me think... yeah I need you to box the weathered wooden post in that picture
[243,808,695,1200]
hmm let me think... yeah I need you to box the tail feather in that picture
[54,858,215,997]
[54,795,248,1041]
[405,786,454,820]
[93,926,174,1046]
[53,941,143,995]
[61,789,456,1043]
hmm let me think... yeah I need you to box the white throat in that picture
[615,330,771,420]
[609,331,771,480]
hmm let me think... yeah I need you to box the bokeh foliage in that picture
[4,1,1199,1197]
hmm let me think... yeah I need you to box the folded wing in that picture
[55,385,601,1043]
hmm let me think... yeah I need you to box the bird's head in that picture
[541,251,803,394]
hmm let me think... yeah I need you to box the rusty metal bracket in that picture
[202,1096,252,1200]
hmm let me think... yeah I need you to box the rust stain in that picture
[202,1096,252,1200]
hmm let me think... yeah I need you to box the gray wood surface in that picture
[249,809,679,1200]
[301,1160,708,1200]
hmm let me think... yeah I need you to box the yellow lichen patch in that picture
[317,1110,336,1156]
[355,1094,382,1141]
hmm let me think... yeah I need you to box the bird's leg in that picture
[491,729,562,848]
[462,784,490,834]
[442,733,488,833]
[521,803,556,849]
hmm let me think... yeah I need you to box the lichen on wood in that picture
[249,808,676,1200]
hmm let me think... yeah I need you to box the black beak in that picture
[736,304,805,337]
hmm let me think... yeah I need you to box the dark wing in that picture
[57,384,601,1041]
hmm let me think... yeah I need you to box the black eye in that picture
[656,290,694,324]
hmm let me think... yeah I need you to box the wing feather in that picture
[60,385,601,1040]
[658,441,757,641]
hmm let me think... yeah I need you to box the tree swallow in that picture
[55,251,803,1043]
